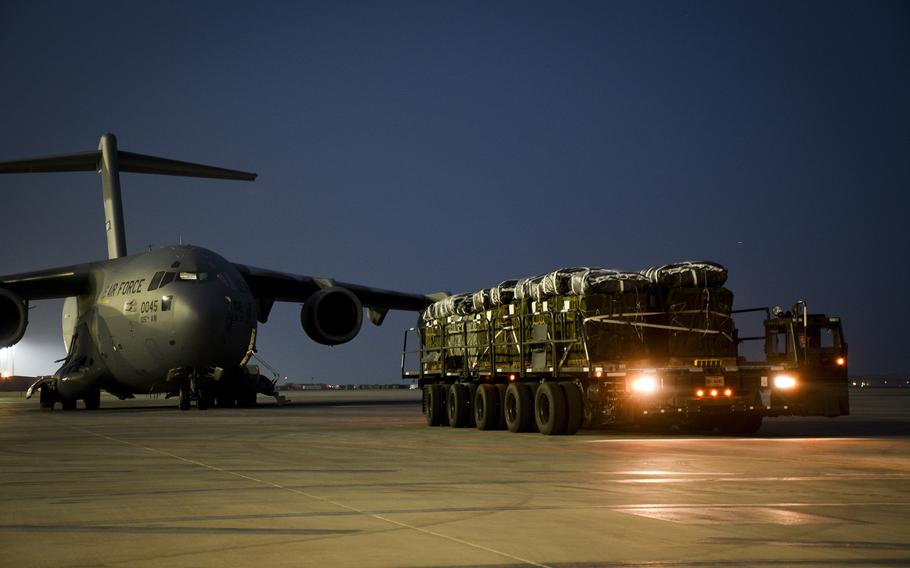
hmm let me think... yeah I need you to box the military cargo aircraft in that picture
[0,134,440,410]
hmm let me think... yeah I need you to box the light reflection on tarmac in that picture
[0,389,907,567]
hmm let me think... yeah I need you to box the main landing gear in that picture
[35,386,102,411]
[175,368,260,411]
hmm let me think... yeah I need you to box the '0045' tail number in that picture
[139,300,160,323]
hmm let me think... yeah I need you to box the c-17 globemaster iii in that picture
[0,134,441,410]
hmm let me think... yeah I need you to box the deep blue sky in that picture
[1,1,907,380]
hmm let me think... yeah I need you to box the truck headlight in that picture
[773,374,797,390]
[630,374,659,394]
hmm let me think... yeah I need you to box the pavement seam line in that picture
[74,426,551,568]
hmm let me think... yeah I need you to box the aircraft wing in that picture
[0,262,96,300]
[232,263,440,325]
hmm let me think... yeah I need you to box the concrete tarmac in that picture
[0,388,908,567]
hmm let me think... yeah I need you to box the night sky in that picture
[1,1,907,381]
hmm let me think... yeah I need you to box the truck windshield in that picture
[814,325,842,349]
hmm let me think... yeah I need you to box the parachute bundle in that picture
[641,261,727,288]
[424,261,728,321]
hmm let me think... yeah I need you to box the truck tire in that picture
[535,382,567,435]
[504,383,532,432]
[718,415,763,435]
[425,385,445,426]
[738,415,763,434]
[474,384,499,430]
[447,384,470,428]
[495,384,508,430]
[560,382,584,435]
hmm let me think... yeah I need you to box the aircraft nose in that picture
[171,285,233,364]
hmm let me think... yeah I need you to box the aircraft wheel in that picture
[425,385,445,426]
[535,382,567,435]
[560,382,584,435]
[216,395,237,408]
[197,389,213,411]
[236,386,257,408]
[178,385,191,411]
[61,398,78,411]
[504,383,532,433]
[474,384,499,431]
[83,389,101,410]
[39,387,56,410]
[447,383,470,428]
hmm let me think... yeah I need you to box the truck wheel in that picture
[560,382,584,435]
[734,415,763,435]
[83,389,101,410]
[425,385,445,426]
[495,384,508,430]
[535,382,567,435]
[474,384,499,430]
[447,384,470,428]
[504,383,532,432]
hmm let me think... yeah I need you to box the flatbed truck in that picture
[402,265,848,435]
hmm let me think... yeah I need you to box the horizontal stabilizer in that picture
[0,133,256,260]
[0,149,256,181]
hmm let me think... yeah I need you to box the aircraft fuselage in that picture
[65,245,257,397]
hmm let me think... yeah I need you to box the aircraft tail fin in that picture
[0,133,257,260]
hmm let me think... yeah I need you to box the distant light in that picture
[836,356,846,366]
[709,388,719,397]
[724,388,733,397]
[695,389,705,398]
[509,374,516,382]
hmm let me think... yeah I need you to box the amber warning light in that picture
[696,388,733,398]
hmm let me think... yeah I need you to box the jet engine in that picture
[0,289,27,348]
[300,287,363,345]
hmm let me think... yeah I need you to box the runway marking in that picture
[70,426,551,568]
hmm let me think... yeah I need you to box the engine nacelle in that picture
[300,287,363,346]
[0,289,28,348]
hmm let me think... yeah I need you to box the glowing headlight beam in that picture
[631,374,659,394]
[773,374,797,390]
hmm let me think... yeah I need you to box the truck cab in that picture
[762,302,849,417]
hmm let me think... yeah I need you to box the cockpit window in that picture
[148,271,179,291]
[159,271,177,288]
[147,271,165,292]
[177,272,208,281]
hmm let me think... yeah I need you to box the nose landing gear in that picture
[172,367,221,411]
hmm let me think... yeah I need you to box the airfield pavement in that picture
[0,388,908,568]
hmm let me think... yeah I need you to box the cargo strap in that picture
[583,315,728,336]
